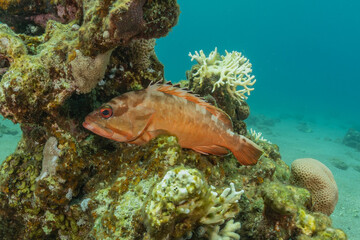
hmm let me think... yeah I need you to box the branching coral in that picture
[208,219,241,240]
[189,47,256,100]
[199,183,243,240]
[143,167,243,239]
[200,182,243,225]
[249,128,272,144]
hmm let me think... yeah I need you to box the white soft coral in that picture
[200,182,244,225]
[200,183,244,240]
[189,47,256,100]
[209,219,241,240]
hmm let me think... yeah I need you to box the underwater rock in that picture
[78,0,180,55]
[352,164,360,173]
[0,122,19,136]
[296,122,313,133]
[247,114,281,128]
[70,49,113,94]
[330,158,349,171]
[343,128,360,151]
[0,0,179,124]
[0,0,79,34]
[290,158,338,216]
[0,131,348,239]
[262,182,311,216]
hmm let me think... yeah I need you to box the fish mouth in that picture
[83,117,114,138]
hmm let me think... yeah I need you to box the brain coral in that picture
[290,158,338,216]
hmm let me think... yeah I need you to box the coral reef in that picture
[70,49,112,93]
[0,0,180,239]
[329,157,349,171]
[143,167,244,239]
[185,48,256,135]
[143,167,212,239]
[248,128,272,144]
[290,158,338,216]
[0,0,79,34]
[0,1,348,240]
[189,48,256,100]
[0,132,348,240]
[0,0,179,124]
[208,219,241,240]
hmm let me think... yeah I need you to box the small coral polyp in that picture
[189,47,256,100]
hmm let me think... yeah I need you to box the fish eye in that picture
[100,105,113,119]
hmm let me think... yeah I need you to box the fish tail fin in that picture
[230,135,263,165]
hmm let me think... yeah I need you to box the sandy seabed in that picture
[0,110,359,239]
[247,109,360,240]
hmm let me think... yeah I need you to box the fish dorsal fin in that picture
[150,83,233,129]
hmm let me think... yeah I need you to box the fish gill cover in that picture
[0,0,348,240]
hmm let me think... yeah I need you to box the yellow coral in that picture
[297,209,316,235]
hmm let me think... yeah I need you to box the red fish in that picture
[83,83,263,165]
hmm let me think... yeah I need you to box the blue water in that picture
[155,0,360,123]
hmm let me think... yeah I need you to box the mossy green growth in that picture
[262,181,311,216]
[297,208,317,235]
[78,0,179,55]
[295,210,347,239]
[143,166,214,239]
[86,136,185,240]
[297,228,347,240]
[0,20,78,123]
[0,24,27,58]
[313,228,347,240]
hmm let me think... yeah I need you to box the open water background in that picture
[156,0,360,125]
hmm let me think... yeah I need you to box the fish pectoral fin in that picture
[128,129,164,145]
[127,110,156,143]
[191,145,229,156]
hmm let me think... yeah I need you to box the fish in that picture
[83,82,263,165]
